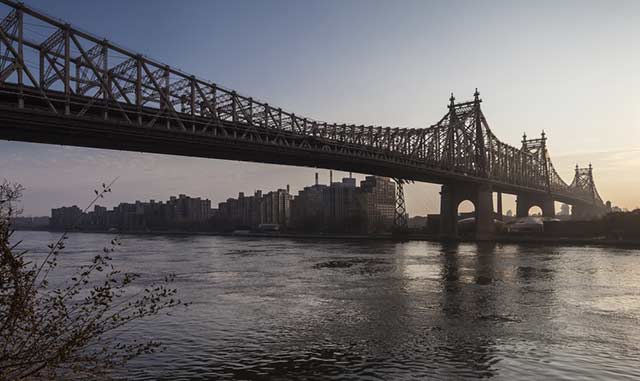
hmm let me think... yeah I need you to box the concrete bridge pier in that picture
[571,203,588,220]
[439,183,495,240]
[516,193,555,218]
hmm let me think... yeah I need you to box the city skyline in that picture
[46,175,398,234]
[19,170,574,219]
[1,0,639,216]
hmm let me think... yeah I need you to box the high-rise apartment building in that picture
[357,176,396,233]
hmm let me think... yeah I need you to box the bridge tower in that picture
[515,131,555,218]
[570,164,607,220]
[439,91,495,240]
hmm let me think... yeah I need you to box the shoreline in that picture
[13,228,640,248]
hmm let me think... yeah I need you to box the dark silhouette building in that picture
[50,205,83,230]
[52,195,214,232]
[290,176,329,232]
[50,175,397,234]
[289,173,396,233]
[214,187,292,231]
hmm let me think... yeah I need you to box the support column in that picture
[439,184,457,240]
[475,185,495,240]
[540,198,555,218]
[516,195,530,218]
[496,191,503,220]
[571,204,583,220]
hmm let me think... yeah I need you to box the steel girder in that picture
[0,1,604,207]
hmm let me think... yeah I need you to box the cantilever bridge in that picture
[0,1,608,238]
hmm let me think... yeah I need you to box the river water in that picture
[13,231,640,380]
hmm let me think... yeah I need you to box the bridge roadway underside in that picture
[0,104,577,197]
[0,105,486,183]
[1,104,597,240]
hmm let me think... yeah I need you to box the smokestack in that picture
[330,170,333,184]
[315,172,318,185]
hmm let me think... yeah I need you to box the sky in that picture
[1,0,639,216]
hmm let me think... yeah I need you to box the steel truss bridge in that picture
[0,1,608,238]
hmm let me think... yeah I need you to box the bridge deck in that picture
[0,85,579,204]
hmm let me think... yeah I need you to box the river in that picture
[13,231,640,380]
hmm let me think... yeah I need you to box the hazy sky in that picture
[1,0,639,216]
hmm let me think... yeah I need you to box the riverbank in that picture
[14,228,640,248]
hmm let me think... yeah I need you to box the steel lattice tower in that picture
[393,178,408,230]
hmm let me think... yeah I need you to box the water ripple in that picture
[13,232,640,380]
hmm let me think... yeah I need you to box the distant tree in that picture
[0,179,186,379]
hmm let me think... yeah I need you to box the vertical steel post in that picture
[75,56,80,93]
[39,46,44,87]
[190,76,195,132]
[210,83,217,117]
[446,93,456,170]
[474,89,485,176]
[16,7,23,108]
[231,91,237,123]
[164,66,170,129]
[135,55,142,125]
[541,131,551,192]
[63,25,70,115]
[102,41,108,120]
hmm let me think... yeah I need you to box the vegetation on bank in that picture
[601,210,640,240]
[0,180,186,379]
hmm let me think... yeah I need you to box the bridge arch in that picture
[516,194,555,219]
[440,183,495,240]
[456,199,477,236]
[457,200,476,216]
[527,205,543,217]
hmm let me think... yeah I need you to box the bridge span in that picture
[0,1,608,238]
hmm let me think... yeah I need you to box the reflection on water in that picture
[14,232,640,380]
